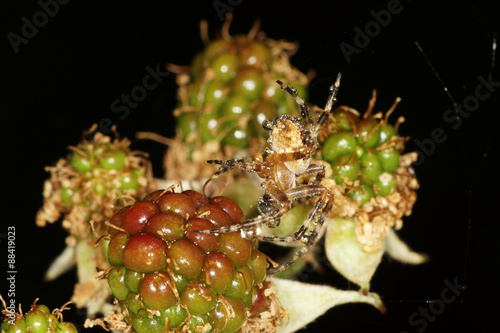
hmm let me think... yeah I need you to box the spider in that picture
[198,73,342,275]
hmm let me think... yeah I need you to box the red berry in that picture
[158,193,196,220]
[108,206,130,235]
[139,272,177,310]
[218,233,252,268]
[123,233,167,273]
[122,201,159,234]
[249,284,269,317]
[182,190,209,208]
[143,189,167,202]
[197,204,232,229]
[145,212,185,242]
[107,232,129,266]
[185,218,220,253]
[210,196,243,224]
[169,239,205,279]
[201,253,234,294]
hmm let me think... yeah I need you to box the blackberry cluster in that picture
[165,17,309,181]
[104,189,274,333]
[36,124,154,239]
[319,93,419,252]
[321,98,404,206]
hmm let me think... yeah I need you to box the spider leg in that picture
[268,184,334,275]
[204,155,265,194]
[296,162,326,185]
[276,80,311,123]
[194,205,290,235]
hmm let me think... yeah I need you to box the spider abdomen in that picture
[272,163,297,192]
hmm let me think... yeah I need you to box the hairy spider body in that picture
[199,74,342,274]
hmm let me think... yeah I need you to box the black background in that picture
[1,0,499,332]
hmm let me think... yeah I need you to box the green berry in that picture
[376,149,400,173]
[332,108,357,131]
[59,187,75,206]
[99,150,127,170]
[204,81,228,109]
[246,250,268,284]
[331,154,361,185]
[374,173,396,196]
[160,305,188,330]
[177,111,198,139]
[210,298,247,333]
[233,66,265,101]
[223,265,254,300]
[347,184,375,206]
[322,131,357,162]
[361,153,382,183]
[356,118,380,148]
[120,173,139,192]
[239,41,272,67]
[211,53,240,84]
[25,308,49,333]
[108,267,130,301]
[378,123,397,145]
[70,152,92,173]
[54,322,77,333]
[180,281,217,315]
[124,270,144,294]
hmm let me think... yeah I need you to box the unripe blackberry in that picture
[319,92,419,252]
[37,124,154,238]
[163,16,310,182]
[35,124,155,316]
[103,188,282,332]
[0,296,77,333]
